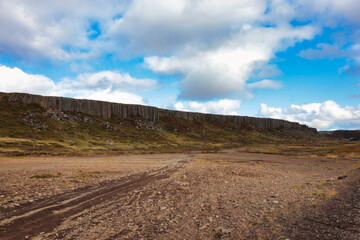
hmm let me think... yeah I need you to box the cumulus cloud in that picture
[60,71,158,93]
[0,65,57,95]
[145,25,315,100]
[0,65,157,105]
[259,100,360,129]
[173,99,241,115]
[0,0,124,61]
[70,89,146,105]
[110,0,267,55]
[109,0,318,100]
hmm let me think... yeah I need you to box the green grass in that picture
[30,173,61,179]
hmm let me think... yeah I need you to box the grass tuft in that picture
[30,173,61,179]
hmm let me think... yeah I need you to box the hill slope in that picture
[320,130,360,140]
[0,92,319,156]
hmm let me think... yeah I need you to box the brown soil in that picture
[0,149,359,239]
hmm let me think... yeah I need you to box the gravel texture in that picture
[0,149,358,239]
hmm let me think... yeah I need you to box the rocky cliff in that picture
[0,92,317,133]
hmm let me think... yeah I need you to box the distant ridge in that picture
[320,130,360,140]
[0,92,317,133]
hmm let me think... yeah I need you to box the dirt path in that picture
[0,154,193,240]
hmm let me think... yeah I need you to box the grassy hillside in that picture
[0,97,320,157]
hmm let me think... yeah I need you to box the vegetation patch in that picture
[30,173,61,179]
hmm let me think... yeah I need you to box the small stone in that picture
[199,225,207,230]
[29,199,34,203]
[160,206,167,210]
[221,229,232,234]
[0,195,4,198]
[132,225,139,231]
[273,200,279,204]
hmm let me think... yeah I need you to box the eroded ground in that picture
[0,149,359,239]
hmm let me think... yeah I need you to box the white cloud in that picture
[174,102,188,112]
[109,0,319,100]
[0,65,57,95]
[0,0,125,61]
[174,99,241,115]
[145,24,315,100]
[71,89,146,105]
[110,0,268,54]
[60,71,158,92]
[259,100,360,129]
[0,65,156,105]
[248,79,284,89]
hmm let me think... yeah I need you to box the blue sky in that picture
[0,0,359,130]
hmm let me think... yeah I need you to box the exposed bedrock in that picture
[0,92,317,133]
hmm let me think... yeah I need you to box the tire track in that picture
[0,154,192,240]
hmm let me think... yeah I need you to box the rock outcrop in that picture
[0,92,317,133]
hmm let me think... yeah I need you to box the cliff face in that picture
[0,92,317,133]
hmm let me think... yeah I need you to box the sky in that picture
[0,0,360,130]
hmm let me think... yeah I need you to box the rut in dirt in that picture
[0,155,192,240]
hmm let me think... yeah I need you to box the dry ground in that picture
[0,148,359,239]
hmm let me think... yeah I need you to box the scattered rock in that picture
[199,225,207,230]
[221,228,232,234]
